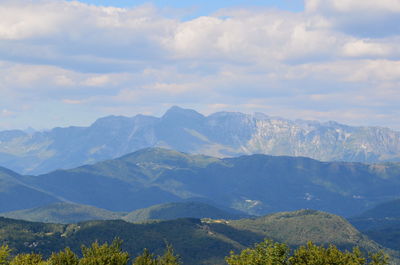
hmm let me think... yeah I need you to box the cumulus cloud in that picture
[0,0,399,130]
[306,0,400,37]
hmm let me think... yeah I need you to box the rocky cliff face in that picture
[1,106,400,174]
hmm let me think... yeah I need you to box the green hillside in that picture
[0,202,124,224]
[0,210,398,265]
[0,148,400,216]
[350,199,400,231]
[354,198,400,219]
[123,202,247,223]
[0,167,60,212]
[5,148,400,216]
[349,199,400,251]
[0,201,245,224]
[229,209,379,251]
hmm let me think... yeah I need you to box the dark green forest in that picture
[0,238,390,265]
[0,209,399,265]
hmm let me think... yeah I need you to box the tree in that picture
[49,247,79,265]
[226,239,290,265]
[157,244,181,265]
[133,244,181,265]
[133,249,157,265]
[369,251,389,265]
[226,239,390,265]
[0,245,11,265]
[9,253,48,265]
[79,239,129,265]
[289,242,366,265]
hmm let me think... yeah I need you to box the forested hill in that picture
[0,201,246,224]
[0,209,397,265]
[1,106,400,175]
[2,148,400,216]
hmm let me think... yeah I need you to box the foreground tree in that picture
[9,253,47,265]
[226,239,290,265]
[133,244,181,265]
[157,244,181,265]
[49,247,79,265]
[226,239,389,265]
[133,249,158,265]
[289,242,366,265]
[0,245,11,265]
[79,239,130,265]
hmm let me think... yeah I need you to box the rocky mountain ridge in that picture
[1,106,400,174]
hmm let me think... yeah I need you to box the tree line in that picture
[0,238,389,265]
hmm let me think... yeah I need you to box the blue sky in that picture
[71,0,304,13]
[1,0,400,131]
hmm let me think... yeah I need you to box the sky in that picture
[1,0,400,130]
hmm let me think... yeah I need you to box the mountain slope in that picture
[350,198,400,231]
[229,210,377,250]
[12,148,400,216]
[354,199,400,219]
[0,167,60,212]
[0,201,246,224]
[349,199,400,251]
[0,210,396,265]
[123,202,247,223]
[2,106,400,174]
[0,202,124,224]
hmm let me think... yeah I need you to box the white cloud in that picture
[305,0,400,37]
[0,0,399,130]
[345,60,400,83]
[81,75,111,87]
[1,109,15,117]
[342,40,393,58]
[306,0,400,13]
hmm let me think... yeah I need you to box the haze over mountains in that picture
[349,199,400,252]
[1,106,400,175]
[1,148,400,217]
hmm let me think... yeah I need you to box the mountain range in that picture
[1,106,400,175]
[1,147,400,217]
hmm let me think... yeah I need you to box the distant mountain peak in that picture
[1,106,400,175]
[91,115,133,128]
[162,106,204,121]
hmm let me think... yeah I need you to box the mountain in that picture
[349,199,400,251]
[1,106,400,175]
[123,202,247,223]
[5,148,400,217]
[353,198,400,220]
[0,210,396,265]
[0,202,124,224]
[350,198,400,230]
[0,201,246,224]
[0,167,60,212]
[229,209,378,250]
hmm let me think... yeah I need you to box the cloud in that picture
[0,0,399,130]
[81,75,111,87]
[0,0,176,72]
[305,0,400,37]
[342,40,394,58]
[1,109,15,117]
[62,99,85,105]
